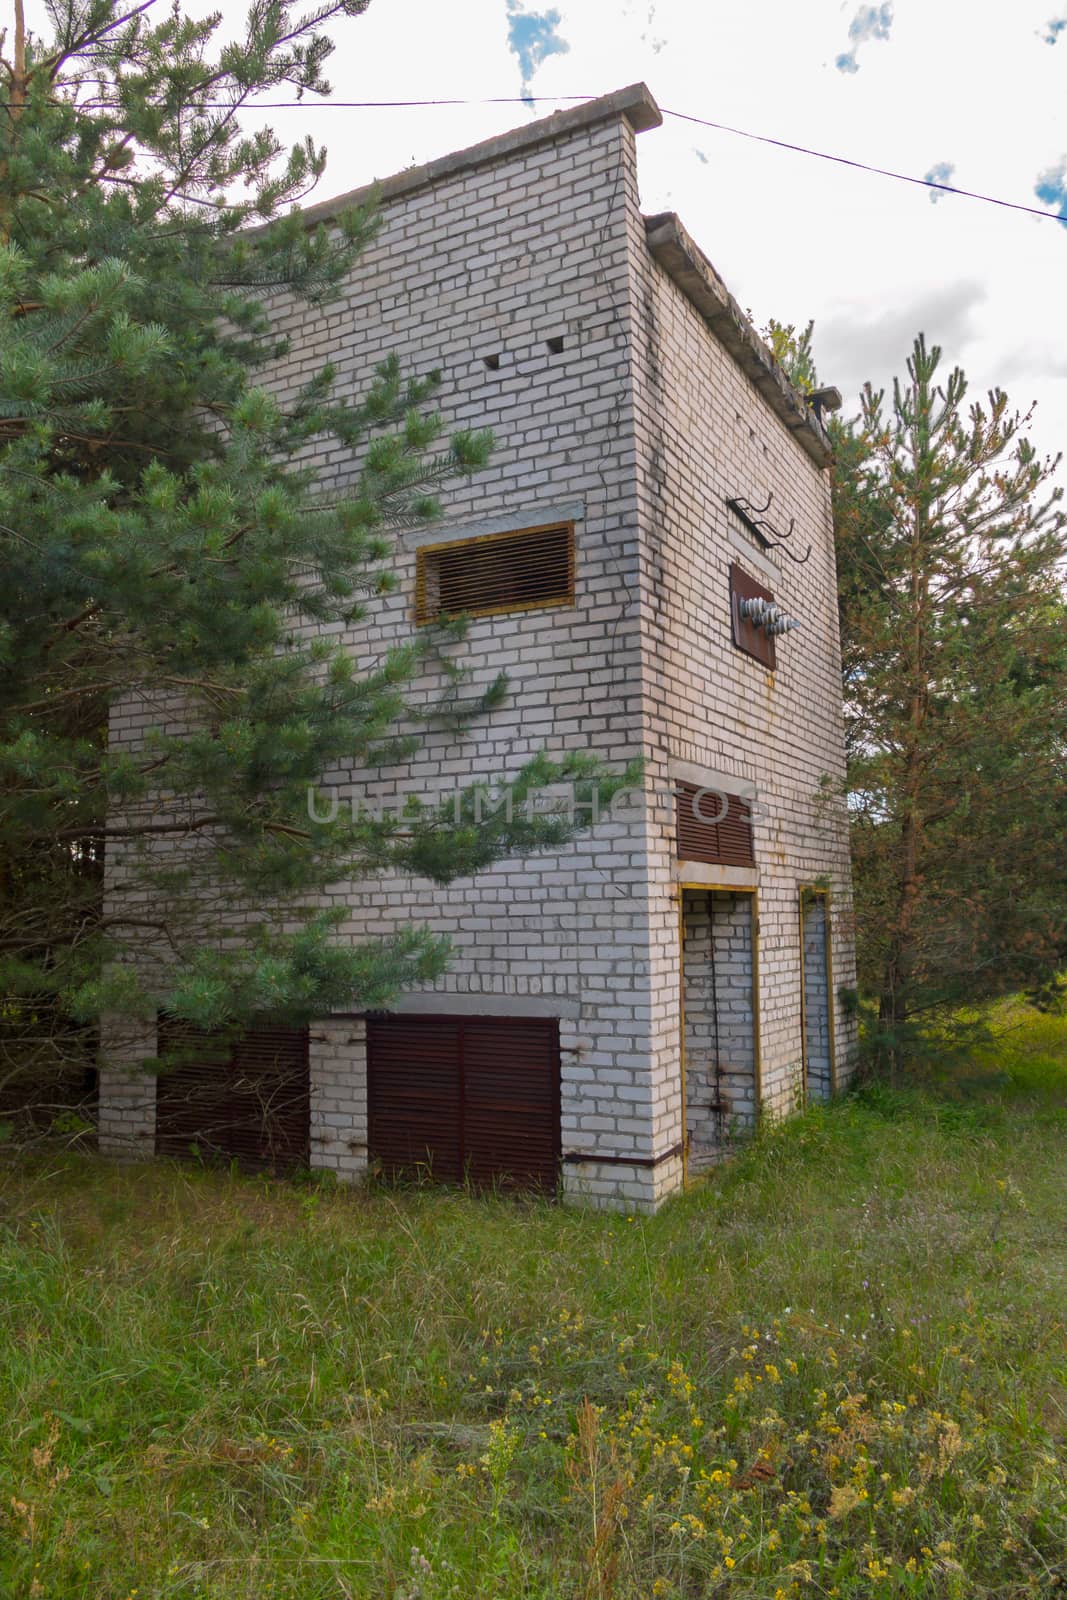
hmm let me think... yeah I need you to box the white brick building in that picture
[99,84,857,1210]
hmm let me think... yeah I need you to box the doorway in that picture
[681,889,758,1172]
[800,888,834,1103]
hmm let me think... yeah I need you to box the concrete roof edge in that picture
[644,212,832,468]
[297,83,662,229]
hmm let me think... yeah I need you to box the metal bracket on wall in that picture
[725,491,812,565]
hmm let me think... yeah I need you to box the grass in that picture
[1,1006,1065,1599]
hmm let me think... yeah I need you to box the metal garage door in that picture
[155,1021,310,1174]
[367,1015,560,1194]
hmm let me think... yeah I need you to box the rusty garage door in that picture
[155,1021,310,1174]
[367,1015,561,1194]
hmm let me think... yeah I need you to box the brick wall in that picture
[801,892,834,1100]
[99,87,857,1210]
[625,188,858,1158]
[97,1013,157,1160]
[309,1019,368,1179]
[242,101,669,1208]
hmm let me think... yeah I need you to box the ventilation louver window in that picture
[675,780,755,867]
[416,523,574,623]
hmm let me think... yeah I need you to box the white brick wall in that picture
[100,87,857,1209]
[624,177,858,1163]
[97,1014,157,1160]
[309,1020,368,1179]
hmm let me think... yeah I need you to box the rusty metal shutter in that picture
[415,524,574,623]
[366,1016,463,1183]
[730,562,777,669]
[675,780,755,867]
[462,1020,561,1192]
[367,1015,560,1194]
[155,1020,309,1174]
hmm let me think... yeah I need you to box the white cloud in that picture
[813,282,987,404]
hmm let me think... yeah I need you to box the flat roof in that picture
[298,83,662,227]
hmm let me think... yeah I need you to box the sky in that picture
[31,0,1067,477]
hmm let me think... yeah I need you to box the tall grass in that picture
[1,1006,1064,1597]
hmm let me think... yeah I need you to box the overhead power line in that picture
[660,106,1062,223]
[5,89,1061,223]
[180,92,1063,225]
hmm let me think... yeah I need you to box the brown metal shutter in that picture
[675,781,755,867]
[155,1020,309,1174]
[415,524,574,623]
[367,1015,560,1194]
[366,1016,463,1183]
[730,562,777,669]
[462,1020,561,1193]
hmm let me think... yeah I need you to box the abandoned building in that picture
[98,83,858,1210]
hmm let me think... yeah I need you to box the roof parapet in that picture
[644,212,832,468]
[298,83,662,229]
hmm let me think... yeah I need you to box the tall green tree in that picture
[838,337,1066,1039]
[766,322,1067,1043]
[0,0,631,1115]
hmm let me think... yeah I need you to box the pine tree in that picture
[0,0,634,1117]
[838,337,1066,1043]
[765,322,1067,1044]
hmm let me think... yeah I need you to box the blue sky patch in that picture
[923,161,955,201]
[1035,159,1067,221]
[836,2,894,73]
[506,1,570,101]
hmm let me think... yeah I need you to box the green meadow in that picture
[2,1006,1064,1598]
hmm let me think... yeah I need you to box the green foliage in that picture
[763,318,819,396]
[0,0,632,1102]
[836,336,1067,1037]
[0,1006,1064,1596]
[767,317,1067,1042]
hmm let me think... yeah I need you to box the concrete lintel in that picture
[726,525,780,585]
[298,85,662,230]
[644,213,832,468]
[400,500,585,551]
[674,862,758,891]
[669,757,757,799]
[335,994,582,1021]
